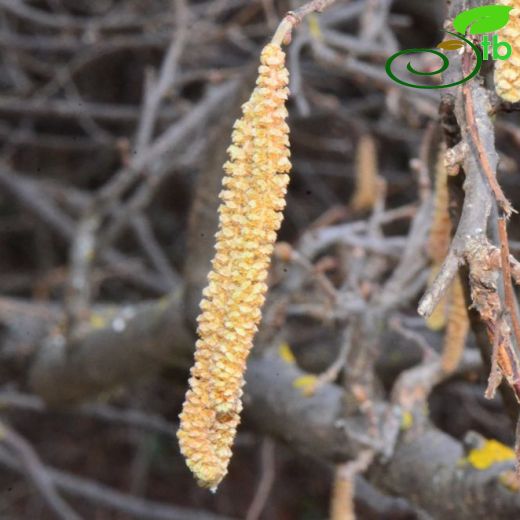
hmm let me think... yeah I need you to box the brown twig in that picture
[272,0,339,45]
[462,81,512,216]
[63,79,238,327]
[498,217,520,350]
[0,422,81,520]
[419,25,520,414]
[0,391,178,438]
[245,438,276,520]
[330,451,374,520]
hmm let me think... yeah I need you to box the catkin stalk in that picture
[495,0,520,102]
[177,43,291,490]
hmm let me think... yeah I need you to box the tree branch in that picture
[0,445,235,520]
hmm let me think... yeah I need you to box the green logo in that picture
[385,5,513,89]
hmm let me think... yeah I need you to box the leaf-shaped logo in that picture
[453,5,513,35]
[437,39,465,51]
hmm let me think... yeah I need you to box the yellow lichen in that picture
[495,0,520,102]
[307,14,323,41]
[278,342,296,364]
[400,410,414,431]
[426,146,450,331]
[293,374,319,396]
[177,42,291,490]
[463,439,515,470]
[89,314,107,329]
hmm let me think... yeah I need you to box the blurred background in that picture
[1,0,520,518]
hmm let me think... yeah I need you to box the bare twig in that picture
[135,0,189,153]
[0,167,166,293]
[0,95,176,123]
[131,215,180,289]
[0,446,235,520]
[63,79,238,325]
[245,438,276,520]
[96,80,238,211]
[272,0,339,45]
[330,451,374,520]
[0,391,178,438]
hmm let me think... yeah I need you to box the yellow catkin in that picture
[428,143,450,264]
[427,142,469,374]
[426,144,469,371]
[350,133,379,212]
[330,465,355,520]
[177,43,291,490]
[495,0,520,102]
[441,275,470,374]
[426,144,451,331]
[426,269,449,330]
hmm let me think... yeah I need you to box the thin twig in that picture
[0,422,81,520]
[131,215,180,289]
[0,445,235,520]
[462,74,512,216]
[63,79,238,321]
[272,0,339,45]
[330,450,374,520]
[135,0,189,153]
[498,217,520,349]
[245,438,276,520]
[0,391,178,438]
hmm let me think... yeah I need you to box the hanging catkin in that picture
[495,0,520,102]
[426,143,469,372]
[441,275,470,374]
[426,144,451,331]
[177,42,291,490]
[350,133,379,212]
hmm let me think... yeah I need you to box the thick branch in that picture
[30,292,194,405]
[246,355,520,519]
[3,293,510,518]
